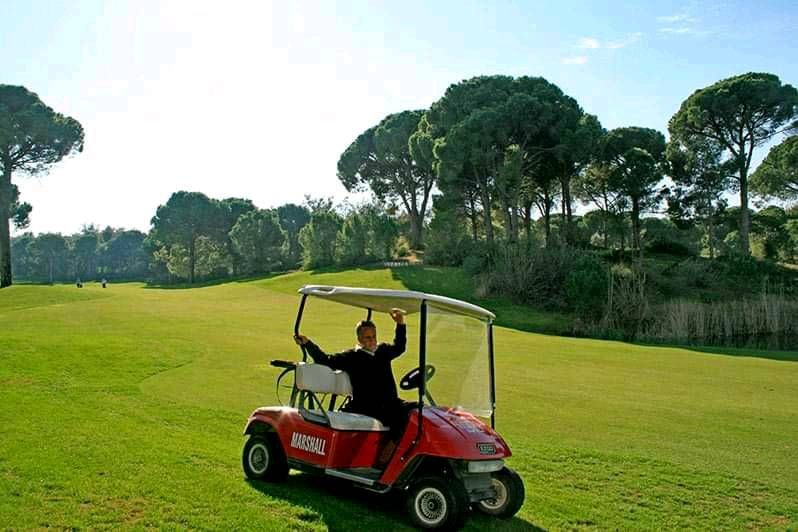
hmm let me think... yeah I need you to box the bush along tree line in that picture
[4,73,798,347]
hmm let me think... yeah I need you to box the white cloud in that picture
[562,55,588,65]
[606,32,643,49]
[577,37,600,49]
[656,12,704,36]
[657,14,697,24]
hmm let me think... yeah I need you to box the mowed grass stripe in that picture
[1,269,797,530]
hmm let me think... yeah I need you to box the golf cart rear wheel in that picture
[476,466,525,518]
[406,476,468,530]
[242,434,288,481]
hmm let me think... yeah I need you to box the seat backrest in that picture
[295,362,353,397]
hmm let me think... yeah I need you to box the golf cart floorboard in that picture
[325,467,383,485]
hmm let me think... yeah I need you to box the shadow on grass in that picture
[306,263,390,276]
[246,473,544,531]
[636,341,798,363]
[144,273,285,290]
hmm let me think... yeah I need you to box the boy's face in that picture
[357,326,377,352]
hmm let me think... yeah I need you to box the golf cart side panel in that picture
[282,419,386,469]
[379,408,512,485]
[249,408,385,469]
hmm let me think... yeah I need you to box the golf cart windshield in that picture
[296,286,495,421]
[426,303,492,418]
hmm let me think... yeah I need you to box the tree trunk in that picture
[707,217,715,259]
[739,169,751,255]
[468,195,479,242]
[501,200,516,243]
[479,179,493,246]
[0,213,11,287]
[0,218,10,289]
[523,202,532,249]
[0,176,11,288]
[631,197,641,256]
[189,237,196,284]
[563,179,573,245]
[543,190,552,249]
[407,214,422,250]
[417,180,433,249]
[560,177,572,245]
[619,214,626,253]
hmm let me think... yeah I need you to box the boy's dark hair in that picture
[356,320,376,338]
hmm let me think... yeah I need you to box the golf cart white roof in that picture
[298,285,495,321]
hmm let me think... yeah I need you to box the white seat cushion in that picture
[326,411,389,431]
[255,406,298,415]
[295,363,354,396]
[292,364,388,431]
[257,406,386,431]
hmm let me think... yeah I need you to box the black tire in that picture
[242,434,288,481]
[406,475,468,530]
[475,467,525,518]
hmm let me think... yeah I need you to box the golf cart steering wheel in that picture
[399,365,436,390]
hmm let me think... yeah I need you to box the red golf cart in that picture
[242,285,524,529]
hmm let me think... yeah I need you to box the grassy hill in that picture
[1,267,797,530]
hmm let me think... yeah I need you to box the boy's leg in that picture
[376,401,415,467]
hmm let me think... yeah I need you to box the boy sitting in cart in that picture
[293,308,414,462]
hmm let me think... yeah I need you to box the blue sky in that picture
[2,0,797,235]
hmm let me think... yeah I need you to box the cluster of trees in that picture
[147,192,305,283]
[339,72,798,264]
[298,199,400,270]
[146,193,399,283]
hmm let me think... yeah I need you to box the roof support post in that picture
[403,300,427,462]
[488,319,496,429]
[294,294,308,362]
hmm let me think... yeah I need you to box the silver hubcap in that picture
[249,442,269,474]
[480,478,508,510]
[415,487,447,526]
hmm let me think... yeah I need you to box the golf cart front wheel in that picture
[406,476,468,530]
[242,434,288,481]
[476,466,525,518]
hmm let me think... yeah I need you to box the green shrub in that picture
[565,255,607,319]
[424,209,472,267]
[462,255,484,276]
[716,251,778,279]
[674,258,716,289]
[642,218,697,257]
[482,246,599,310]
[394,235,411,258]
[645,239,693,256]
[299,210,342,269]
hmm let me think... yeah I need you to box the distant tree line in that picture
[11,226,148,283]
[10,193,402,284]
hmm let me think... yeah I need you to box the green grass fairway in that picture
[1,269,797,530]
